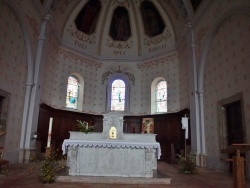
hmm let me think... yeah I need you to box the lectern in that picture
[221,144,250,188]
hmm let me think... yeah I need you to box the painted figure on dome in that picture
[109,6,131,41]
[140,0,165,37]
[75,0,101,34]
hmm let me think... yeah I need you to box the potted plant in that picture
[177,152,198,174]
[76,120,94,134]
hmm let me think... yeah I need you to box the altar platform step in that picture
[1,161,250,187]
[56,170,171,185]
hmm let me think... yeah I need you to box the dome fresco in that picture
[62,0,194,60]
[75,0,165,41]
[109,6,131,41]
[140,0,165,37]
[74,0,101,35]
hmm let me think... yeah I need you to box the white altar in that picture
[62,112,161,178]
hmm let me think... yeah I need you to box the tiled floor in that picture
[0,161,250,188]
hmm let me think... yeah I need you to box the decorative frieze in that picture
[101,66,135,85]
[137,53,177,69]
[57,48,103,68]
[67,24,96,44]
[144,29,171,47]
[106,39,133,49]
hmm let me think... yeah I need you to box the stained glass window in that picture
[156,80,167,113]
[111,79,125,111]
[66,76,79,109]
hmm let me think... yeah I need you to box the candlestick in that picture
[47,117,53,148]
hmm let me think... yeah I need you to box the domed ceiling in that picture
[49,0,203,61]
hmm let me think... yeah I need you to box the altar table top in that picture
[62,139,162,159]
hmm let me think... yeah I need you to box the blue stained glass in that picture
[66,76,79,109]
[111,79,125,111]
[156,80,167,113]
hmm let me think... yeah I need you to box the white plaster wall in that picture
[62,0,175,60]
[203,13,250,170]
[178,37,189,110]
[42,48,181,115]
[45,47,104,114]
[0,3,27,162]
[40,36,59,105]
[138,54,180,114]
[195,0,250,66]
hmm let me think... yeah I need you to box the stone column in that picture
[18,82,34,163]
[18,14,50,163]
[197,90,206,167]
[187,22,202,166]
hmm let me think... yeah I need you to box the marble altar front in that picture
[62,112,161,178]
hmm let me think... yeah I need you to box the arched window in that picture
[155,80,167,113]
[106,74,130,113]
[151,77,167,114]
[66,75,79,109]
[111,79,125,111]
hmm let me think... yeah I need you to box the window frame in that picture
[65,73,84,111]
[155,80,167,113]
[106,73,130,113]
[151,77,167,114]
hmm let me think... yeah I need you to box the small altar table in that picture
[62,139,161,177]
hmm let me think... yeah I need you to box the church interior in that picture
[0,0,250,180]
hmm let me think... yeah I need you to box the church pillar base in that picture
[196,154,206,167]
[18,149,32,163]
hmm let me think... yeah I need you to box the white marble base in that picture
[56,172,172,185]
[63,112,161,178]
[66,143,158,178]
[68,131,157,142]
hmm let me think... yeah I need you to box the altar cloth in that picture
[62,139,161,159]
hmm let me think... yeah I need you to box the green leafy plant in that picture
[76,120,94,134]
[177,152,198,174]
[39,153,65,184]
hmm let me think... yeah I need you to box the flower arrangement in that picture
[177,152,198,174]
[76,120,94,134]
[39,153,65,184]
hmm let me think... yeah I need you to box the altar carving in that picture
[102,112,124,140]
[109,126,117,139]
[62,112,161,178]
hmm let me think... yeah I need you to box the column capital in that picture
[25,82,35,87]
[196,90,204,94]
